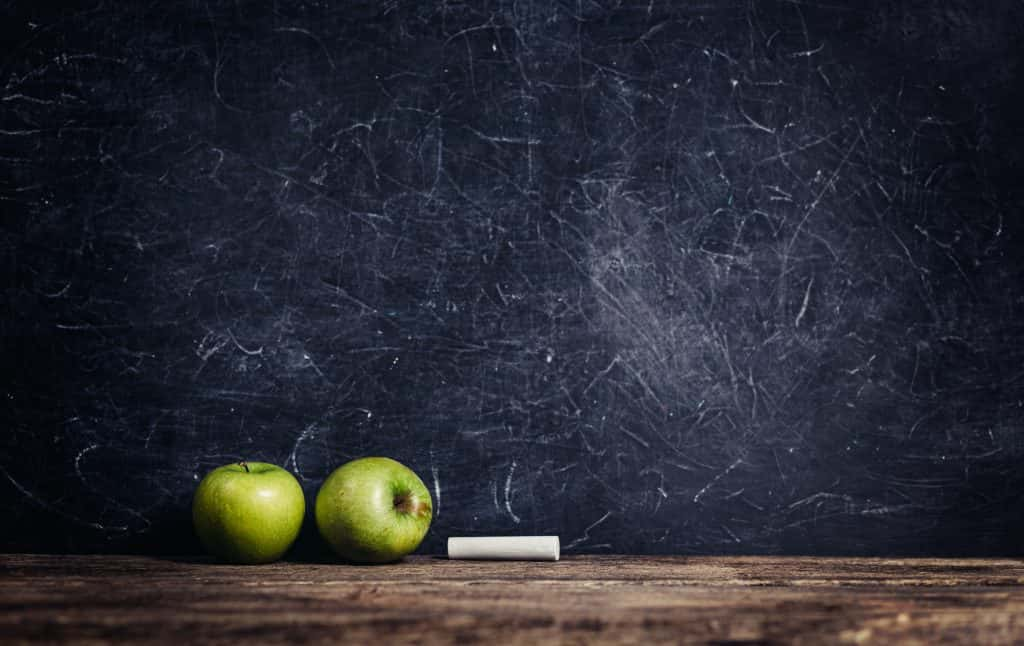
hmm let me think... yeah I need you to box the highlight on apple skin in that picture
[192,461,306,564]
[315,457,433,564]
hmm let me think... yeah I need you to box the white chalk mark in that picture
[45,282,72,298]
[0,128,46,136]
[430,121,443,196]
[273,27,336,69]
[289,424,317,477]
[465,126,541,146]
[321,280,377,313]
[789,42,824,58]
[226,329,263,355]
[442,18,498,46]
[693,458,742,503]
[2,93,57,105]
[565,511,612,550]
[794,276,814,327]
[74,444,98,481]
[0,465,126,531]
[431,465,441,519]
[504,460,520,524]
[788,491,852,510]
[302,352,326,378]
[206,2,250,114]
[861,505,910,516]
[620,427,650,448]
[583,355,620,395]
[196,332,228,362]
[787,133,861,253]
[908,412,935,439]
[620,359,667,410]
[738,104,775,134]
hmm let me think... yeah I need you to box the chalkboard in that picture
[3,0,1024,556]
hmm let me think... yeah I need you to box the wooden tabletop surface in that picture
[3,555,1024,644]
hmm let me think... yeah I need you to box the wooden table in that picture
[3,555,1024,644]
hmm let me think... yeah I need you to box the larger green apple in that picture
[192,461,305,564]
[315,457,432,563]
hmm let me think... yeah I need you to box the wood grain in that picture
[3,555,1024,644]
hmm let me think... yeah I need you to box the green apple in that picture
[315,457,432,563]
[192,461,305,564]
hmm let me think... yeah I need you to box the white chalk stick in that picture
[447,536,560,561]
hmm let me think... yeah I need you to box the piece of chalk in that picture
[447,536,560,561]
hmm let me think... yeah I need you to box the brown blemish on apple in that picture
[393,493,431,517]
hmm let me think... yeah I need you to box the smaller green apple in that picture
[192,461,305,564]
[315,457,432,564]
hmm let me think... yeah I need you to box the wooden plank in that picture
[2,556,1023,644]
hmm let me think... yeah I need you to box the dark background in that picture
[3,0,1024,557]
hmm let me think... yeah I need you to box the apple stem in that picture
[239,461,250,473]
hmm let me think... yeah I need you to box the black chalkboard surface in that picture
[2,0,1023,557]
